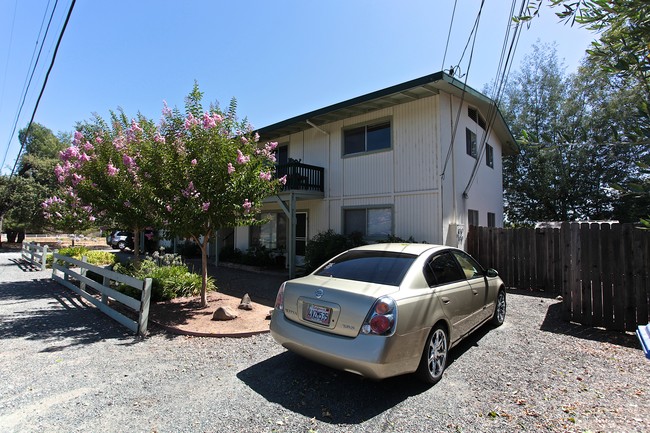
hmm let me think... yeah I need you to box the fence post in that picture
[138,278,152,336]
[80,256,88,292]
[41,245,48,271]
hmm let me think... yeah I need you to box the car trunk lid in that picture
[281,276,399,337]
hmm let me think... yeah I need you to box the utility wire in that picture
[9,0,75,178]
[1,0,58,172]
[441,0,458,71]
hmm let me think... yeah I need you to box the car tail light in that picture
[362,296,396,336]
[274,282,286,311]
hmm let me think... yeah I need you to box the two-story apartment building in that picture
[214,71,517,276]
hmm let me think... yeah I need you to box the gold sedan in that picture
[270,243,506,384]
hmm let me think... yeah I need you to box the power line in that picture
[1,0,58,172]
[9,0,76,178]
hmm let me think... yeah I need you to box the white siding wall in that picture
[261,90,507,249]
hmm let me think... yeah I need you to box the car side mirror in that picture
[486,268,499,278]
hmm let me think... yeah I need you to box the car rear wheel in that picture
[117,240,126,250]
[416,325,448,384]
[491,289,506,327]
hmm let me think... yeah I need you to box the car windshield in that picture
[315,250,416,286]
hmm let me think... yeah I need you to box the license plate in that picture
[305,304,331,326]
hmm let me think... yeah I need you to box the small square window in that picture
[468,209,479,227]
[486,144,494,168]
[343,121,391,156]
[487,212,496,227]
[466,129,477,158]
[344,207,392,238]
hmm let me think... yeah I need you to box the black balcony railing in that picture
[275,161,324,192]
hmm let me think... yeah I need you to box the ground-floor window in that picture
[468,209,479,227]
[250,213,287,250]
[343,207,392,239]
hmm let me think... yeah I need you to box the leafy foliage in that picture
[48,246,117,267]
[113,256,212,302]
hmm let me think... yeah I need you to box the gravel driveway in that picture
[1,250,648,432]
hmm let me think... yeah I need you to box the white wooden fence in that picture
[51,253,152,336]
[21,242,48,271]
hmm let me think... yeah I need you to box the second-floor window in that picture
[466,129,477,158]
[486,144,494,168]
[343,121,391,156]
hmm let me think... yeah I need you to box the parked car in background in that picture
[106,230,133,250]
[270,243,506,384]
[106,229,155,252]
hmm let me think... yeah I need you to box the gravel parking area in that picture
[1,250,648,432]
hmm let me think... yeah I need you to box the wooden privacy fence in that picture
[21,242,48,271]
[51,253,152,336]
[467,223,650,332]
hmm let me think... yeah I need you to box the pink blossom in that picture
[279,175,287,185]
[201,202,210,212]
[123,154,135,168]
[267,141,278,151]
[71,173,83,186]
[227,163,235,174]
[191,159,198,166]
[184,113,199,129]
[124,200,131,208]
[59,146,80,162]
[154,133,165,144]
[95,136,103,144]
[166,204,173,213]
[79,153,91,162]
[236,150,250,165]
[73,131,84,145]
[240,136,249,145]
[89,216,96,222]
[162,100,172,117]
[202,112,216,129]
[242,199,252,214]
[259,171,272,181]
[83,141,94,152]
[182,181,196,198]
[107,162,119,176]
[113,135,126,150]
[131,119,143,133]
[145,231,154,240]
[254,132,260,143]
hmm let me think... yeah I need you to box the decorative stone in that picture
[266,309,273,320]
[238,293,253,311]
[212,306,238,321]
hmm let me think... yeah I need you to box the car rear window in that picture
[315,250,416,286]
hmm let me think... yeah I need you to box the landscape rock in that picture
[238,293,253,310]
[212,306,238,321]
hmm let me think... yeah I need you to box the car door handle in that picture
[472,289,478,295]
[441,297,450,304]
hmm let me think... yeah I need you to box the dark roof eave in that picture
[257,71,518,155]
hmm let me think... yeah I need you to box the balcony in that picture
[275,161,324,194]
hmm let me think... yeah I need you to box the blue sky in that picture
[0,0,596,174]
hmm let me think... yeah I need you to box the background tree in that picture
[2,123,68,240]
[41,187,96,246]
[154,84,285,306]
[500,43,647,224]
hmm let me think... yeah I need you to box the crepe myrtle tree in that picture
[154,84,286,306]
[56,111,161,258]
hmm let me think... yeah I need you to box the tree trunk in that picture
[196,234,211,308]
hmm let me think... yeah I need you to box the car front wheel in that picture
[416,325,448,384]
[491,289,506,326]
[117,240,126,250]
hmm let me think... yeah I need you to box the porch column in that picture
[273,193,297,279]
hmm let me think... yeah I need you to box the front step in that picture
[637,324,650,360]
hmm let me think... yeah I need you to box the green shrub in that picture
[113,257,212,302]
[47,246,117,267]
[304,230,366,272]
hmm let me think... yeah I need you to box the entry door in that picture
[295,213,307,265]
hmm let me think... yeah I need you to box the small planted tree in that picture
[154,84,285,306]
[41,187,96,246]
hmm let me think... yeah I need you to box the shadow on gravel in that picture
[238,351,431,424]
[540,300,640,349]
[238,323,493,425]
[0,279,136,348]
